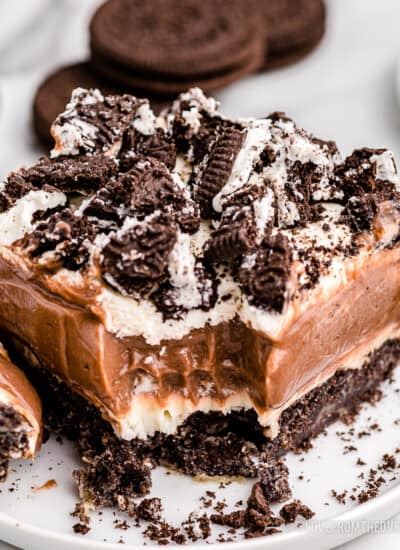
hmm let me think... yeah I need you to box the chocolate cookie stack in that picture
[33,0,326,146]
[90,0,265,95]
[261,0,327,69]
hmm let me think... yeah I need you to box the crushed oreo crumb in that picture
[279,500,314,523]
[259,459,292,503]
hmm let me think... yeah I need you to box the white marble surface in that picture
[0,0,400,548]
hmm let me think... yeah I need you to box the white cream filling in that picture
[116,392,254,441]
[133,102,157,135]
[113,318,400,441]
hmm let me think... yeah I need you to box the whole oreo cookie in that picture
[33,62,171,148]
[91,45,264,95]
[90,0,265,94]
[261,0,326,69]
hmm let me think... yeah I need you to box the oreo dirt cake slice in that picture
[0,87,398,511]
[0,343,42,481]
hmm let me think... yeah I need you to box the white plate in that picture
[0,367,399,550]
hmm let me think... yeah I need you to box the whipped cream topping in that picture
[1,87,399,347]
[265,118,342,226]
[133,103,157,135]
[51,87,154,159]
[168,87,219,134]
[0,189,66,246]
[97,272,240,345]
[167,231,202,309]
[370,150,400,187]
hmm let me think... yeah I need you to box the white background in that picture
[0,0,400,548]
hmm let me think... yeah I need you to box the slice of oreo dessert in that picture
[0,87,399,494]
[0,344,42,481]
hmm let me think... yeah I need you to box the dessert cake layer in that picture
[0,239,399,440]
[0,88,399,440]
[17,339,400,503]
[0,343,42,481]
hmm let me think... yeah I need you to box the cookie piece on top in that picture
[33,62,172,148]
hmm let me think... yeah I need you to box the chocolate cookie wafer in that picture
[261,0,326,69]
[91,44,264,95]
[90,0,265,94]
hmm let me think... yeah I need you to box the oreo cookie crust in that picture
[15,338,400,506]
[260,0,326,69]
[33,62,171,148]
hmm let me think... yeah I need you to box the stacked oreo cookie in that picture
[262,0,327,69]
[33,0,326,146]
[90,0,265,95]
